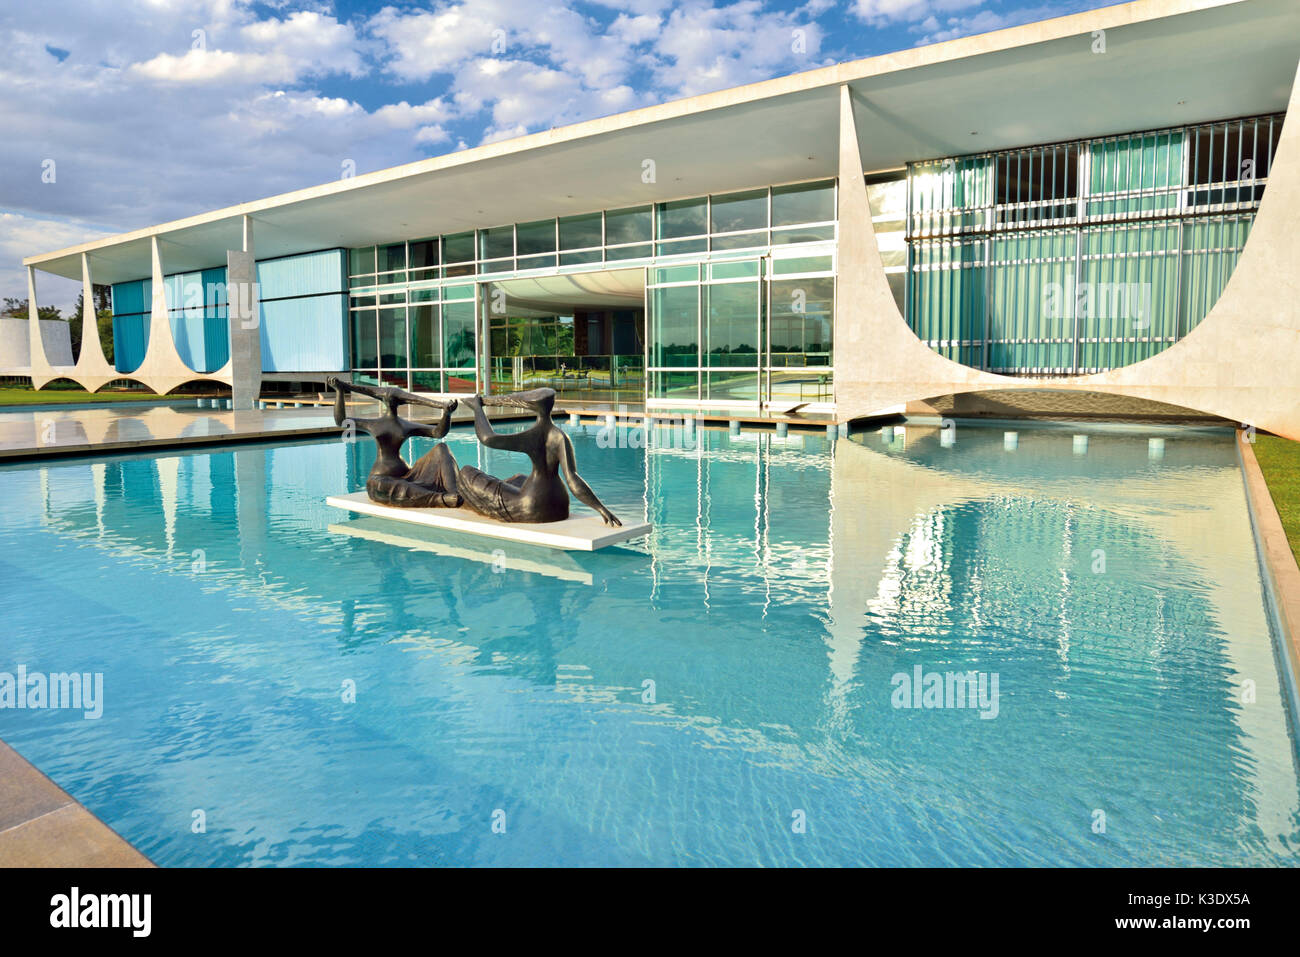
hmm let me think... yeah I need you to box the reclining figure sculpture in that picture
[326,376,461,508]
[457,388,622,527]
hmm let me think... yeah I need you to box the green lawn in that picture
[1255,434,1300,566]
[0,386,208,407]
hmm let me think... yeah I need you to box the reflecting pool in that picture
[0,421,1296,865]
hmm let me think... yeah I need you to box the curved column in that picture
[66,253,122,392]
[131,235,232,395]
[26,266,52,387]
[835,63,1300,440]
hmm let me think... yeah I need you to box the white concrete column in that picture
[78,252,111,370]
[228,214,262,410]
[26,266,47,384]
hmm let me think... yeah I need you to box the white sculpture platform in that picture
[325,491,651,551]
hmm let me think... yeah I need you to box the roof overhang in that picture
[23,0,1300,286]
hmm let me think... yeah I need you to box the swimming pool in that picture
[1,421,1297,866]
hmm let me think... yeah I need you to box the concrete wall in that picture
[0,318,73,374]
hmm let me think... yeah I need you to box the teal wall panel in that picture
[259,293,348,372]
[111,315,149,373]
[257,249,346,300]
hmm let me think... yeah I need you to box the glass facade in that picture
[346,179,837,407]
[904,114,1283,374]
[348,280,477,392]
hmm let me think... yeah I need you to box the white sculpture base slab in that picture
[325,491,651,551]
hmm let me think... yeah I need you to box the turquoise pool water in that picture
[1,422,1297,866]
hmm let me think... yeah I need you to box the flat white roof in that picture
[24,0,1300,284]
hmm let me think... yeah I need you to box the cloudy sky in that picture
[2,0,1112,311]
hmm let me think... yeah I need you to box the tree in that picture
[2,297,63,322]
[72,285,115,363]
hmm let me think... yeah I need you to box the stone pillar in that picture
[228,215,262,410]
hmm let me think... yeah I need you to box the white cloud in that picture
[0,212,115,314]
[910,3,1087,45]
[851,0,986,25]
[651,2,827,96]
[131,10,365,84]
[0,0,887,308]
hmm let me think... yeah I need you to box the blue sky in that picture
[1,0,1119,309]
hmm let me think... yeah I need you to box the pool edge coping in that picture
[0,741,153,868]
[1238,434,1300,723]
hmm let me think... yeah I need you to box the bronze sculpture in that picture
[457,388,623,527]
[326,376,461,508]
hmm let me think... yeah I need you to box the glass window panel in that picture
[867,177,907,220]
[706,281,759,366]
[605,206,652,244]
[443,300,476,367]
[656,198,707,239]
[479,226,514,260]
[560,250,602,266]
[709,260,760,280]
[444,232,475,264]
[652,265,698,284]
[409,239,439,268]
[517,253,557,269]
[354,370,380,386]
[710,231,767,252]
[772,255,833,275]
[559,213,602,250]
[350,294,377,309]
[378,271,405,285]
[557,317,574,356]
[516,220,556,255]
[706,370,758,402]
[409,286,439,302]
[409,304,440,368]
[711,189,768,233]
[379,292,406,305]
[770,277,833,364]
[411,371,443,392]
[379,307,407,368]
[489,320,509,359]
[443,283,476,301]
[651,284,698,367]
[351,309,377,369]
[445,262,476,278]
[445,369,477,394]
[652,370,699,400]
[656,238,707,256]
[771,224,835,245]
[605,244,652,262]
[772,180,834,226]
[380,370,408,388]
[349,247,376,276]
[381,243,406,272]
[769,368,832,404]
